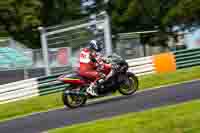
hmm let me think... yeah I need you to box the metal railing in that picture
[0,55,155,104]
[0,48,200,104]
[174,48,200,69]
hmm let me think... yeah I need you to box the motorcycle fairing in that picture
[58,73,88,85]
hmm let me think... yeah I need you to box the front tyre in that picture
[118,72,139,95]
[62,86,87,108]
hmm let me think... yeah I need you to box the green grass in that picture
[0,66,200,122]
[139,66,200,90]
[49,99,200,133]
[0,93,63,122]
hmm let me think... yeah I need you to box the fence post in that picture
[38,27,51,76]
[23,68,29,79]
[103,11,113,56]
[9,38,16,48]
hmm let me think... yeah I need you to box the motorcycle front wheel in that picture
[62,86,87,108]
[118,72,139,95]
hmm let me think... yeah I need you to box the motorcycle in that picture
[58,53,139,108]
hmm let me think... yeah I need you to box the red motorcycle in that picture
[58,54,139,108]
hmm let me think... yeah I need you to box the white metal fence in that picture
[39,12,112,76]
[115,31,170,60]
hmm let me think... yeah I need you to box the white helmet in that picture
[89,40,103,52]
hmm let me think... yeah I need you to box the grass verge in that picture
[49,99,200,133]
[0,66,200,122]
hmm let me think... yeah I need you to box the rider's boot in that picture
[86,82,98,96]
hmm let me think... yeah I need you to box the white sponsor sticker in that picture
[80,51,90,63]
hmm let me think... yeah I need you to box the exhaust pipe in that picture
[64,90,87,96]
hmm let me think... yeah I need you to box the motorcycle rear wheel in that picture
[118,72,139,95]
[62,86,87,108]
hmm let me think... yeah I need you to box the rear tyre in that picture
[118,72,139,95]
[62,86,87,108]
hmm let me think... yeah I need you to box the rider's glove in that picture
[102,57,110,63]
[99,72,106,79]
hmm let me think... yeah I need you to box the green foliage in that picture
[0,0,42,48]
[109,0,180,32]
[41,0,82,26]
[1,0,200,47]
[110,0,200,32]
[163,0,200,26]
[0,0,83,48]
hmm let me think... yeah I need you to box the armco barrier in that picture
[0,78,39,104]
[127,56,155,76]
[174,48,200,69]
[0,48,199,104]
[0,56,154,104]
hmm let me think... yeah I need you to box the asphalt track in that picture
[0,80,200,133]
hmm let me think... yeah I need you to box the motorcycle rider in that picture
[79,39,112,96]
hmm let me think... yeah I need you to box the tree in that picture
[0,0,42,48]
[108,0,180,32]
[163,0,200,29]
[0,0,83,48]
[41,0,83,26]
[109,0,200,32]
[1,0,200,48]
